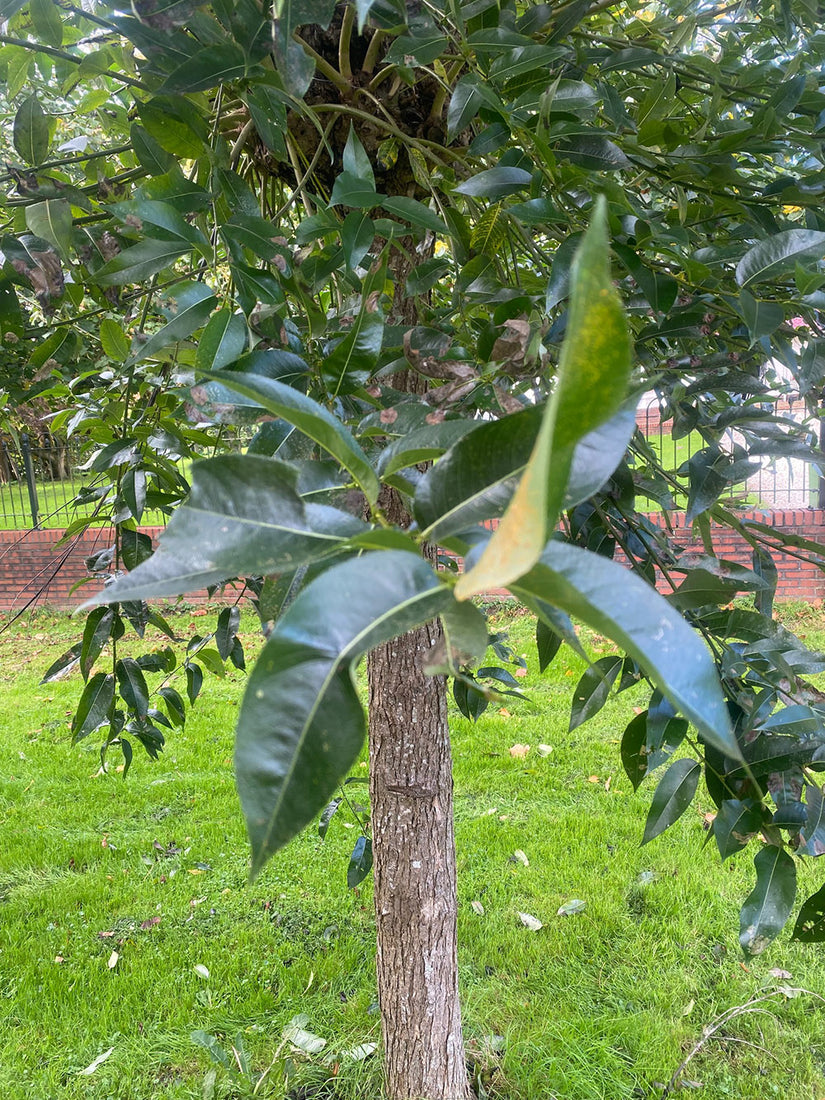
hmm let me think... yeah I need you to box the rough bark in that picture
[365,242,472,1099]
[368,617,471,1100]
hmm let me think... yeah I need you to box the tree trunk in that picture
[368,622,471,1100]
[366,239,471,1099]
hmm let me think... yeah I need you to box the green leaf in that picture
[340,212,374,271]
[196,369,380,504]
[186,662,203,706]
[109,199,211,254]
[80,606,114,681]
[94,239,190,286]
[85,455,366,603]
[72,672,114,743]
[159,686,186,728]
[130,123,177,176]
[40,642,82,684]
[535,619,563,677]
[735,229,825,287]
[415,403,632,544]
[511,542,740,759]
[620,712,648,791]
[799,784,825,857]
[447,76,485,139]
[378,420,477,480]
[641,757,701,844]
[234,551,450,875]
[714,799,762,860]
[380,197,446,234]
[160,43,247,94]
[195,309,247,373]
[100,319,131,362]
[13,95,50,166]
[569,655,622,731]
[120,529,154,572]
[739,846,796,955]
[30,0,63,45]
[116,658,150,719]
[130,282,216,364]
[342,124,375,187]
[318,796,342,839]
[24,199,73,260]
[556,136,631,171]
[347,836,373,888]
[440,599,489,667]
[736,289,784,341]
[215,606,240,660]
[456,196,631,597]
[454,167,532,200]
[329,172,384,210]
[792,882,825,943]
[323,312,384,396]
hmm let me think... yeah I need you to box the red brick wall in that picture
[642,509,825,605]
[0,526,165,613]
[1,511,823,612]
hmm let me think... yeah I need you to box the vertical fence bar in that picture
[20,433,40,529]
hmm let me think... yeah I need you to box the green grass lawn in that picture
[2,605,825,1099]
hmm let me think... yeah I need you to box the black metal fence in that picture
[1,408,821,531]
[0,433,87,529]
[636,399,822,510]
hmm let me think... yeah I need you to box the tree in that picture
[4,1,825,1096]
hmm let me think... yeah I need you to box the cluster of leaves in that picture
[41,599,245,772]
[3,0,825,953]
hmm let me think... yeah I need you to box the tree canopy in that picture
[5,0,825,989]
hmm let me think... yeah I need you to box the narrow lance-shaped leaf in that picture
[642,757,700,844]
[511,542,740,759]
[792,881,825,943]
[456,196,631,597]
[347,836,373,888]
[739,846,796,955]
[569,655,623,731]
[72,673,114,743]
[116,658,150,718]
[713,799,762,861]
[83,455,366,604]
[196,369,380,505]
[234,551,450,876]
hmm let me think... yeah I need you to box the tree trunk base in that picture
[368,623,473,1100]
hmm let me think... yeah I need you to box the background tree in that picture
[4,1,825,1097]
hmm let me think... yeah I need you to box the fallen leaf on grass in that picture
[517,911,543,931]
[54,955,64,964]
[537,744,553,757]
[471,900,485,915]
[339,1042,377,1062]
[514,667,527,678]
[769,967,792,979]
[107,951,119,969]
[511,849,529,867]
[557,899,586,916]
[509,744,530,758]
[140,916,161,931]
[194,964,210,979]
[497,708,511,717]
[587,775,600,783]
[283,1014,326,1053]
[78,1047,114,1076]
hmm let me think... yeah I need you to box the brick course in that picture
[0,510,823,612]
